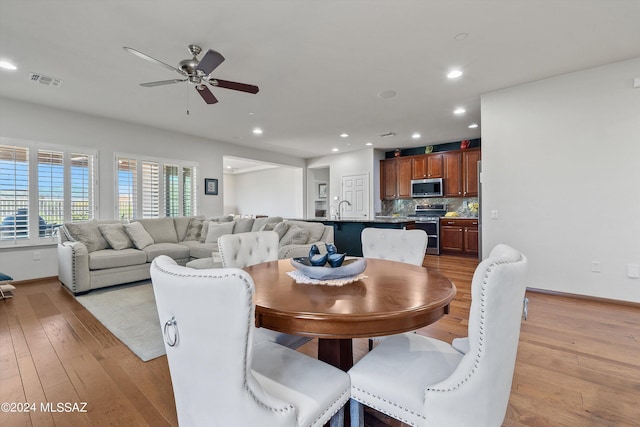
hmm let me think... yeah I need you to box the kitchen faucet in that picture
[337,200,351,220]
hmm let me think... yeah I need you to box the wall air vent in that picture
[28,72,63,87]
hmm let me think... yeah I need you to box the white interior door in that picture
[341,173,369,219]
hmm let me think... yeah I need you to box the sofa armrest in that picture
[58,241,91,294]
[278,241,327,259]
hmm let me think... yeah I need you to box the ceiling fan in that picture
[123,44,259,104]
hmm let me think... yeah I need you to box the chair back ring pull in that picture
[163,316,179,347]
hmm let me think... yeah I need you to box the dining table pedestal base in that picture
[317,338,354,371]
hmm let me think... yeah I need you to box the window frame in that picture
[0,137,98,247]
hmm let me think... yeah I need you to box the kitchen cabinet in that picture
[440,218,479,255]
[380,157,412,200]
[443,148,481,197]
[411,153,443,179]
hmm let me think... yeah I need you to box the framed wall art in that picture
[204,178,219,195]
[318,183,327,198]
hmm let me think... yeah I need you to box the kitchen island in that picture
[290,217,415,257]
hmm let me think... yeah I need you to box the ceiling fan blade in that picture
[140,79,187,87]
[196,85,218,104]
[196,49,225,75]
[123,46,186,76]
[210,79,259,94]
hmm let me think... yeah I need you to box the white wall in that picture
[0,97,305,280]
[308,148,376,219]
[223,173,237,214]
[481,57,640,303]
[232,167,303,218]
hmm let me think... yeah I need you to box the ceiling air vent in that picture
[379,132,396,138]
[28,72,63,87]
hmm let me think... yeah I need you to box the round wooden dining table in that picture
[244,258,457,371]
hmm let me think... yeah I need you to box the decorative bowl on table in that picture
[290,257,367,280]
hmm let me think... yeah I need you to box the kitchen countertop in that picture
[290,217,416,224]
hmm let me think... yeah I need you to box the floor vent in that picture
[29,72,63,87]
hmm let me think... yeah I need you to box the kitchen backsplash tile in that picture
[381,197,479,217]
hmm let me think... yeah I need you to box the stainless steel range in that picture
[408,204,447,255]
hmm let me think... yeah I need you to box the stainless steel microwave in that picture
[411,178,443,198]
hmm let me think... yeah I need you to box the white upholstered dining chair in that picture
[218,230,279,268]
[361,227,428,349]
[361,227,428,266]
[218,230,312,349]
[348,244,527,427]
[151,255,350,427]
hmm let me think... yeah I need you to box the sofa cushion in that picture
[135,218,178,243]
[123,222,155,249]
[205,221,235,243]
[182,218,205,241]
[233,218,255,234]
[88,248,147,270]
[64,219,110,253]
[284,220,326,243]
[179,240,219,259]
[142,243,190,262]
[98,223,133,250]
[279,225,311,246]
[253,216,283,232]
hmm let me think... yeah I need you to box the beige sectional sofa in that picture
[57,215,333,294]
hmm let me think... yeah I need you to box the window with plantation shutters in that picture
[38,150,64,235]
[117,157,137,220]
[182,166,195,216]
[70,153,94,221]
[0,145,29,241]
[142,161,159,218]
[116,153,198,220]
[164,164,179,217]
[1,139,96,246]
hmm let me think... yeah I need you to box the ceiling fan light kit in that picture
[123,44,259,105]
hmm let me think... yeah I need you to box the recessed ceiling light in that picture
[332,148,339,152]
[454,33,468,41]
[340,133,349,138]
[447,69,463,79]
[468,123,479,128]
[0,61,17,70]
[453,108,466,115]
[412,133,421,139]
[252,128,263,135]
[365,142,373,146]
[378,90,396,99]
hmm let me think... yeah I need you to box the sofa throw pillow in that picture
[272,221,289,240]
[279,225,310,246]
[64,220,110,253]
[183,218,205,241]
[98,223,133,250]
[123,222,155,249]
[204,221,235,243]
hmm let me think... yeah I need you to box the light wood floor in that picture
[1,255,639,427]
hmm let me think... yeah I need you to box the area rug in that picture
[75,281,165,362]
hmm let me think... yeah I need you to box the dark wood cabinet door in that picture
[462,149,481,197]
[464,226,479,254]
[397,157,413,198]
[412,155,428,179]
[443,152,462,197]
[427,153,443,178]
[381,159,397,199]
[440,225,464,252]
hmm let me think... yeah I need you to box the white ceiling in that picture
[1,0,639,160]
